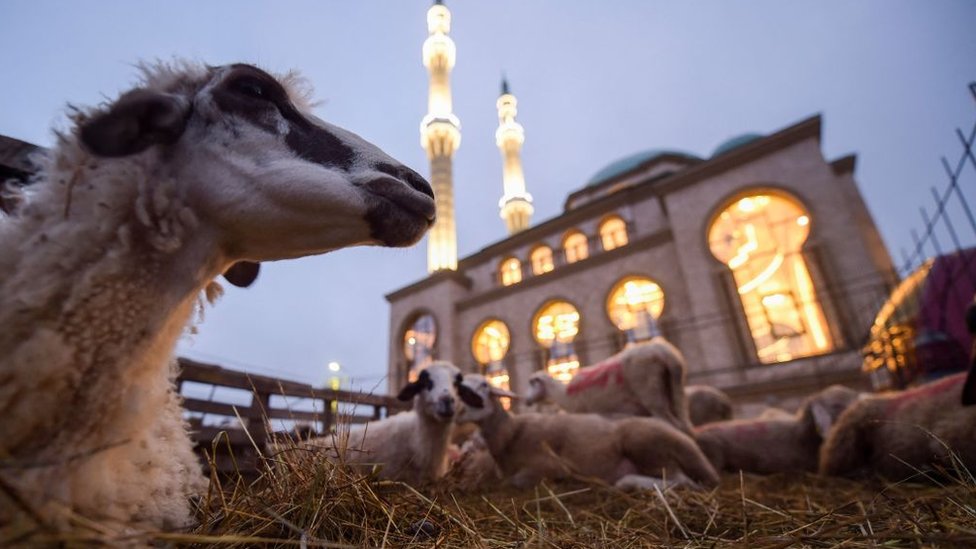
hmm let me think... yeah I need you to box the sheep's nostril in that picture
[404,170,434,200]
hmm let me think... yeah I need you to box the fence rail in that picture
[176,357,409,476]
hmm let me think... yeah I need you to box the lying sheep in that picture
[686,384,733,426]
[524,337,693,434]
[695,385,860,474]
[0,61,434,531]
[820,373,976,479]
[458,374,719,490]
[306,362,462,485]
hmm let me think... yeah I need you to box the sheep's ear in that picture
[457,384,484,408]
[397,370,431,401]
[223,261,261,288]
[810,402,834,437]
[80,89,190,157]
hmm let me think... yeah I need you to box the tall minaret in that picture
[421,0,461,272]
[496,77,533,234]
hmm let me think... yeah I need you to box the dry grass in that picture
[168,445,976,549]
[8,440,976,547]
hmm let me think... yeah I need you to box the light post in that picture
[327,361,341,414]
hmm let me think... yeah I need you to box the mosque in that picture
[385,1,898,413]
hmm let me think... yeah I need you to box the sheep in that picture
[305,362,463,485]
[694,385,860,474]
[457,374,720,490]
[524,337,694,434]
[686,384,733,426]
[0,61,434,532]
[963,297,976,406]
[820,373,976,479]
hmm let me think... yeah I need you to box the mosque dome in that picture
[587,149,701,187]
[711,133,763,158]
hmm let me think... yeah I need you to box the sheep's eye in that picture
[233,78,270,100]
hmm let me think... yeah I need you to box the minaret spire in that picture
[420,0,461,272]
[495,76,533,234]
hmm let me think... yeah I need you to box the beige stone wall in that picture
[387,127,894,409]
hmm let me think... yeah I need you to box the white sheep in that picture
[306,362,464,485]
[524,337,694,434]
[458,374,720,490]
[686,384,733,426]
[0,61,434,531]
[820,373,976,479]
[694,385,860,474]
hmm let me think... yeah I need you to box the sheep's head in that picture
[456,373,517,423]
[524,371,551,405]
[78,62,434,276]
[802,384,861,438]
[396,361,464,422]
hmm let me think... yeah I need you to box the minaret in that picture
[496,77,533,234]
[420,0,461,272]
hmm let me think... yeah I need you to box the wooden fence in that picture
[176,357,409,476]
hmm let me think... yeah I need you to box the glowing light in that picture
[531,246,555,275]
[328,361,341,373]
[797,215,809,226]
[737,253,784,294]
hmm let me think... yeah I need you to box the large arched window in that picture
[607,276,665,345]
[499,257,522,286]
[533,300,581,381]
[707,192,833,363]
[530,245,555,275]
[600,216,629,251]
[563,231,589,264]
[472,319,512,406]
[403,314,436,382]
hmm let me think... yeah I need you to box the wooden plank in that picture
[183,398,261,419]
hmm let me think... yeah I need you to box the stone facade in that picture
[387,115,896,414]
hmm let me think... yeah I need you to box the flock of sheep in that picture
[1,62,975,538]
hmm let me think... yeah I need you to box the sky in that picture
[1,1,974,392]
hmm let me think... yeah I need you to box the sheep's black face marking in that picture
[457,384,484,409]
[212,65,355,171]
[397,369,433,402]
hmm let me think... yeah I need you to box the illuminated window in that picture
[403,314,436,382]
[563,231,589,264]
[472,319,512,407]
[533,300,581,381]
[499,257,523,286]
[707,193,834,363]
[600,216,629,251]
[531,245,555,275]
[607,276,665,345]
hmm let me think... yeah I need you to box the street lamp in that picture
[327,361,342,414]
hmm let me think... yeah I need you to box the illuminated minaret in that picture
[495,77,533,234]
[420,0,461,272]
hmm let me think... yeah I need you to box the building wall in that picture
[387,117,894,409]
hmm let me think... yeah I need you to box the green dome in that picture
[711,133,763,157]
[587,149,700,187]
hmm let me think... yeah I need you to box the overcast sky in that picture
[1,1,974,391]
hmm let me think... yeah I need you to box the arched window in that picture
[499,257,522,286]
[530,245,555,275]
[563,231,589,264]
[533,300,581,381]
[472,319,512,406]
[600,216,629,251]
[607,276,665,345]
[707,192,833,363]
[403,314,436,382]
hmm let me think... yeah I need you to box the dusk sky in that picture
[1,1,974,392]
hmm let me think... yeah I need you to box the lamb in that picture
[820,373,976,479]
[0,62,434,531]
[458,374,720,490]
[686,384,733,426]
[524,337,694,434]
[695,385,859,474]
[307,362,463,485]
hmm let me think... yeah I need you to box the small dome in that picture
[587,149,700,187]
[711,133,763,157]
